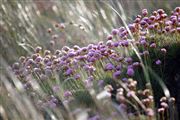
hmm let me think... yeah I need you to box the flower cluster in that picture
[11,7,179,119]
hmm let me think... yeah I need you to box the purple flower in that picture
[119,27,125,32]
[116,64,122,70]
[88,57,97,62]
[106,40,113,47]
[128,24,136,32]
[48,100,56,109]
[140,20,147,26]
[113,42,119,47]
[142,9,148,16]
[35,46,42,53]
[127,68,135,76]
[140,40,147,45]
[111,29,118,35]
[122,77,128,82]
[107,35,113,40]
[155,59,161,65]
[62,46,70,52]
[68,52,75,57]
[161,48,167,54]
[65,68,73,75]
[105,63,115,71]
[122,40,129,47]
[52,85,60,92]
[113,70,121,79]
[44,50,51,55]
[88,52,94,57]
[125,57,133,64]
[150,43,156,48]
[64,90,72,98]
[148,25,155,30]
[74,74,81,80]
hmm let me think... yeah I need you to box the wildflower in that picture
[106,40,113,47]
[47,28,52,33]
[44,50,51,55]
[111,29,118,35]
[127,68,135,76]
[125,57,133,64]
[155,59,161,65]
[142,9,148,16]
[52,85,60,92]
[161,102,168,108]
[146,108,154,117]
[128,24,136,32]
[107,35,113,40]
[105,63,115,71]
[65,68,73,76]
[64,90,72,98]
[62,46,70,52]
[116,64,122,70]
[59,23,65,29]
[12,62,20,70]
[140,39,147,46]
[160,48,167,54]
[150,43,156,48]
[74,74,81,80]
[48,100,56,109]
[50,40,55,46]
[158,108,165,113]
[35,46,42,53]
[113,70,121,79]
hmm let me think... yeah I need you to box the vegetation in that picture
[0,1,180,120]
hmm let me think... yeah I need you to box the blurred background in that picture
[0,0,179,64]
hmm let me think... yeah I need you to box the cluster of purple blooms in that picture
[11,7,179,119]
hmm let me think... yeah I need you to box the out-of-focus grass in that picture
[1,0,179,64]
